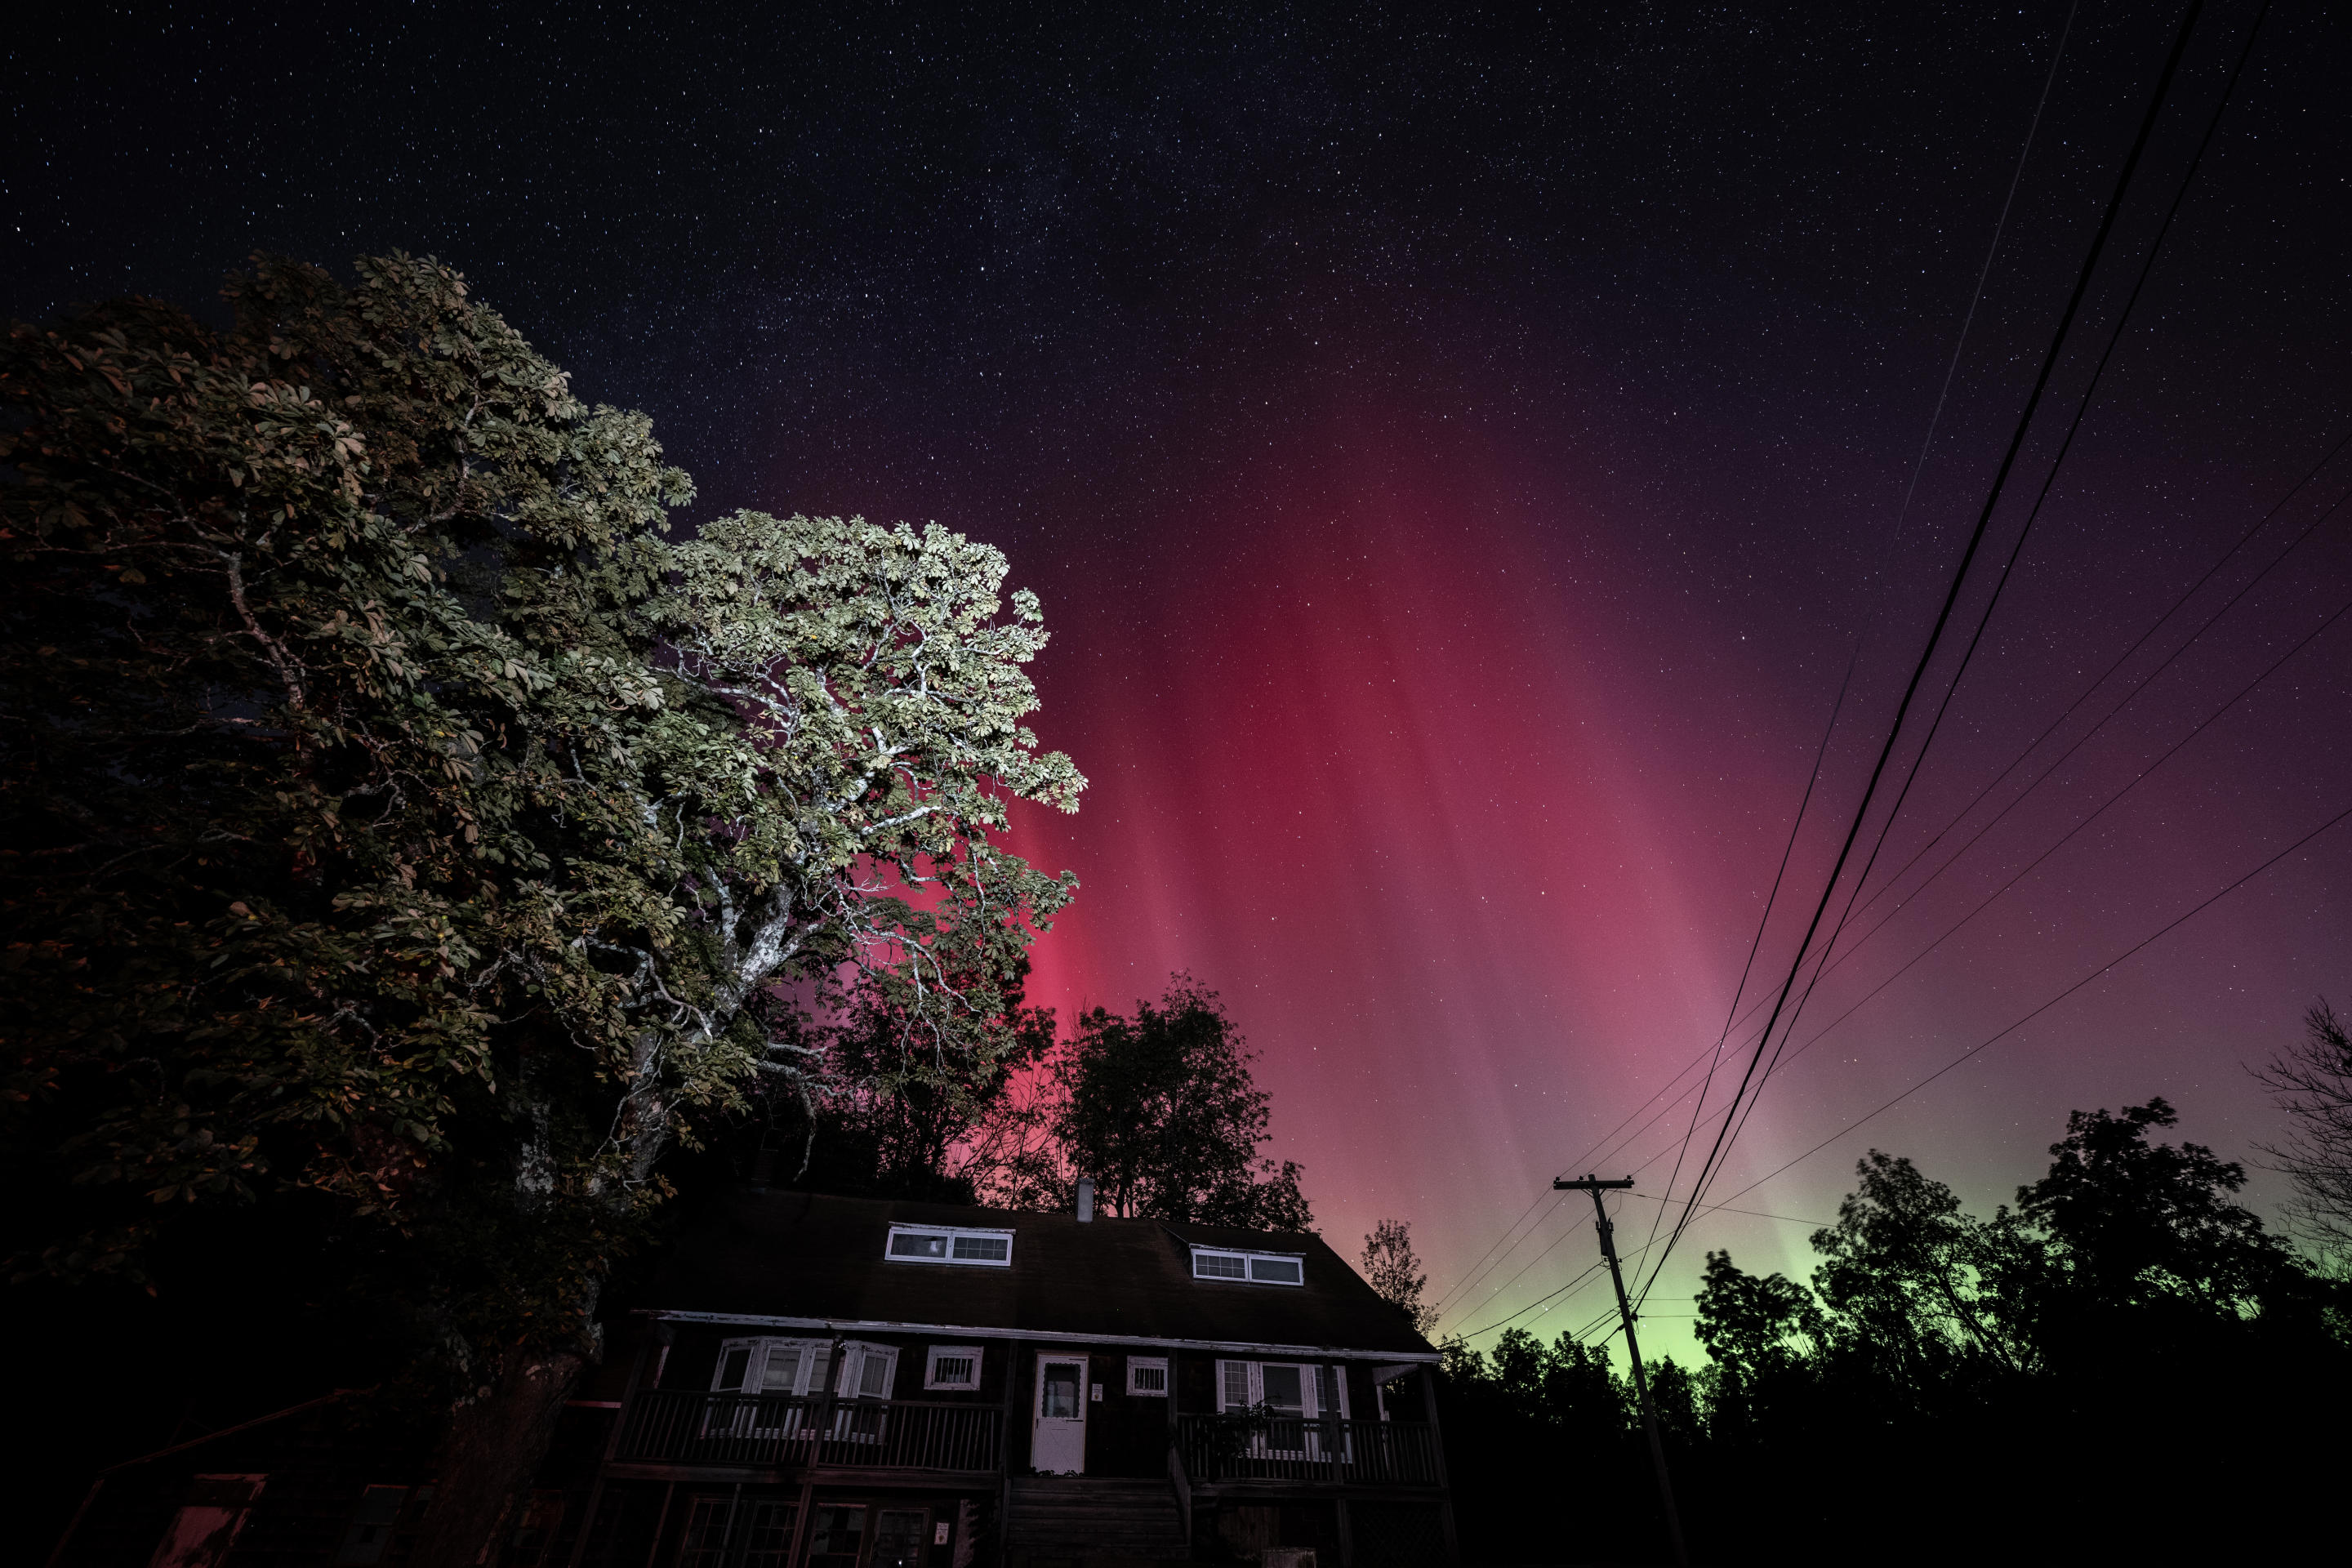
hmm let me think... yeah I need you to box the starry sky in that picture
[12,1,2349,1358]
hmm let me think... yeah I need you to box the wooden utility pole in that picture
[1556,1176,1689,1567]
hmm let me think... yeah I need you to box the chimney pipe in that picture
[1076,1177,1095,1223]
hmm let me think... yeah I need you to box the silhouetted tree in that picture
[978,976,1312,1228]
[1810,1150,2041,1390]
[2018,1098,2289,1319]
[2257,1000,2352,1269]
[1361,1218,1439,1336]
[742,968,1058,1203]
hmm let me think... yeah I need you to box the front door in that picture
[1032,1353,1087,1474]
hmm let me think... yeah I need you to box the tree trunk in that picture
[410,1345,586,1568]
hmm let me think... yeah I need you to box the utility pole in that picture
[1557,1176,1689,1567]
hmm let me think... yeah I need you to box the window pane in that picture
[1316,1365,1340,1415]
[1220,1361,1249,1410]
[889,1231,948,1258]
[677,1497,733,1568]
[807,1347,833,1394]
[1194,1251,1245,1278]
[859,1351,892,1397]
[1131,1362,1165,1392]
[760,1347,800,1392]
[1041,1365,1080,1418]
[806,1504,865,1567]
[951,1234,1009,1262]
[933,1355,975,1387]
[1261,1365,1303,1411]
[334,1486,408,1565]
[742,1503,797,1568]
[872,1510,927,1568]
[1250,1256,1302,1284]
[716,1347,751,1392]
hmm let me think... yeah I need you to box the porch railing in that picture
[1175,1414,1441,1486]
[616,1389,1001,1473]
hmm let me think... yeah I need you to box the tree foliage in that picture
[1361,1217,1438,1337]
[0,254,1082,1561]
[978,976,1312,1228]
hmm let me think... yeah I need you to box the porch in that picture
[1173,1413,1443,1489]
[613,1389,1002,1477]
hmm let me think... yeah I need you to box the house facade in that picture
[567,1188,1454,1567]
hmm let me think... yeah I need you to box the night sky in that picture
[13,1,2349,1358]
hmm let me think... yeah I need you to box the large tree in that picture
[1,254,1080,1563]
[975,976,1312,1228]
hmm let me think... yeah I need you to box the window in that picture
[804,1505,866,1568]
[506,1490,565,1568]
[847,1343,900,1399]
[1190,1246,1305,1285]
[333,1486,408,1566]
[1214,1361,1352,1461]
[153,1476,266,1568]
[738,1501,799,1568]
[872,1508,931,1568]
[884,1224,1013,1267]
[925,1344,982,1391]
[713,1337,831,1398]
[1127,1356,1169,1396]
[676,1497,733,1568]
[1214,1360,1351,1419]
[678,1496,796,1568]
[713,1339,896,1401]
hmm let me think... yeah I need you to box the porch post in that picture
[1419,1367,1460,1566]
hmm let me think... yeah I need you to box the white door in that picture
[1032,1353,1087,1474]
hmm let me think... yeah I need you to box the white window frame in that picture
[884,1223,1016,1267]
[713,1336,835,1398]
[838,1342,901,1401]
[1213,1358,1352,1462]
[924,1344,983,1392]
[1190,1246,1305,1285]
[1125,1356,1169,1396]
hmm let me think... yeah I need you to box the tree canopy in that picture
[1361,1217,1439,1337]
[988,976,1312,1229]
[0,252,1081,1563]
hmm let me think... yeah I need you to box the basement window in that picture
[884,1224,1014,1267]
[1191,1246,1304,1285]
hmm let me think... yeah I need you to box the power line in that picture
[1677,0,2292,1241]
[1483,496,2350,1340]
[1636,0,2082,1282]
[1446,0,2298,1339]
[1707,794,2352,1215]
[1503,782,2352,1349]
[1647,0,2213,1291]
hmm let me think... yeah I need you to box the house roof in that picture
[639,1189,1439,1361]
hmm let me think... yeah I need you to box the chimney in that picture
[1076,1177,1096,1223]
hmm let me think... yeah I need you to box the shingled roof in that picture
[640,1188,1439,1361]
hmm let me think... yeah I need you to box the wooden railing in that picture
[1175,1414,1442,1486]
[617,1390,1001,1473]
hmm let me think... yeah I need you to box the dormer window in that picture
[1191,1246,1304,1285]
[884,1223,1014,1267]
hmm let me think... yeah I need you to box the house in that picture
[564,1186,1455,1567]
